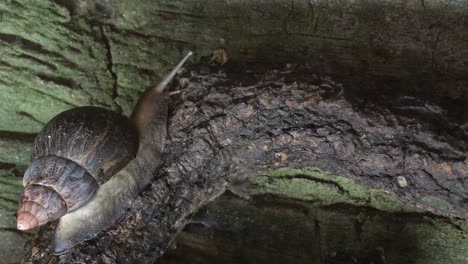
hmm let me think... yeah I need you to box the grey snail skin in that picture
[16,51,193,254]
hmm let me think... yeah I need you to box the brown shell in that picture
[20,185,67,222]
[18,107,139,229]
[32,106,139,184]
[23,156,99,212]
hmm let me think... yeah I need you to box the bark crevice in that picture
[99,25,121,113]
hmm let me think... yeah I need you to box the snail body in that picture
[17,52,193,254]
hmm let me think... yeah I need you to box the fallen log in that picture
[23,61,467,263]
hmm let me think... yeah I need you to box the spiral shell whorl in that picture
[18,155,101,229]
[18,184,67,230]
[17,107,139,230]
[32,106,139,184]
[24,156,99,211]
[17,201,48,230]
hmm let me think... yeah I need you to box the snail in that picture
[16,51,193,254]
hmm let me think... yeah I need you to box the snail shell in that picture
[17,107,138,230]
[17,51,193,254]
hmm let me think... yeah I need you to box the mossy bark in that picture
[161,194,467,264]
[0,0,466,263]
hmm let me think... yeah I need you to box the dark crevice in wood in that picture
[15,112,46,126]
[48,0,73,13]
[99,25,121,113]
[321,203,441,221]
[0,162,20,171]
[321,202,466,232]
[0,195,20,204]
[0,163,26,178]
[17,54,58,72]
[36,73,77,89]
[247,193,311,215]
[0,33,74,67]
[0,131,36,142]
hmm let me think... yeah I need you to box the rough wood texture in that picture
[23,61,467,263]
[0,0,467,135]
[160,194,468,264]
[0,170,34,264]
[0,0,467,262]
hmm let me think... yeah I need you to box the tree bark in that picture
[0,0,466,263]
[158,194,467,264]
[23,61,467,263]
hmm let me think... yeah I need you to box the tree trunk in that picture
[0,0,466,263]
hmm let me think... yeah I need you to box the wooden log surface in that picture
[159,194,467,264]
[0,0,467,134]
[0,0,466,262]
[23,61,467,263]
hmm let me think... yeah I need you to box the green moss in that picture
[0,1,116,132]
[103,0,468,101]
[390,221,468,263]
[0,170,34,264]
[164,195,468,264]
[231,167,425,213]
[1,0,467,133]
[421,195,455,211]
[0,231,31,264]
[0,170,22,226]
[224,168,467,263]
[0,138,30,166]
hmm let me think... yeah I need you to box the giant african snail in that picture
[17,51,193,254]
